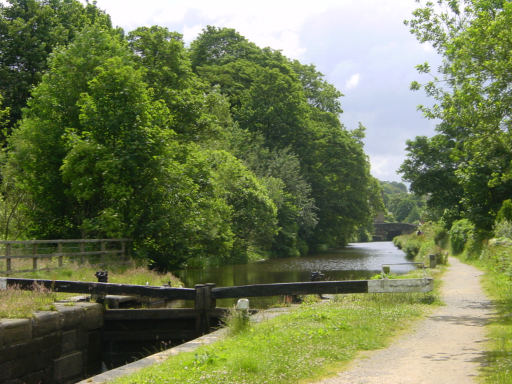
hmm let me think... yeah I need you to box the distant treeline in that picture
[379,181,424,224]
[0,0,383,268]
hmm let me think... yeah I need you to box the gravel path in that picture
[315,257,494,384]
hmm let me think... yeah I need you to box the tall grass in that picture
[0,283,58,318]
[1,260,183,319]
[11,260,182,287]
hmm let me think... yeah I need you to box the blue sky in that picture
[81,0,440,182]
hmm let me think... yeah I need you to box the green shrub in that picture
[433,222,449,248]
[222,306,251,336]
[497,199,512,223]
[449,219,474,254]
[403,237,421,259]
[495,220,512,240]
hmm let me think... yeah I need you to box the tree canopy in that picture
[401,0,512,231]
[1,1,381,268]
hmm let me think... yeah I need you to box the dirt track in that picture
[315,257,493,384]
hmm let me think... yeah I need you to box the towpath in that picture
[315,257,494,384]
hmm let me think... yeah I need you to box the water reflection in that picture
[173,242,414,308]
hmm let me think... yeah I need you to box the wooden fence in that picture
[0,239,130,274]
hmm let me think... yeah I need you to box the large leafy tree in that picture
[401,0,512,229]
[128,27,205,139]
[192,26,378,250]
[0,0,111,143]
[8,25,278,268]
[8,27,131,237]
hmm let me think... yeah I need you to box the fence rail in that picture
[0,239,130,274]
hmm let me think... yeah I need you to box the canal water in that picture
[175,241,415,308]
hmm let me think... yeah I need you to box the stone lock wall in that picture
[0,302,104,384]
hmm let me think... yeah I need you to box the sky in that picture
[78,0,440,182]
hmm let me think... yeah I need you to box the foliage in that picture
[192,26,378,251]
[394,222,447,265]
[127,26,223,143]
[0,0,112,143]
[0,94,9,133]
[2,13,379,268]
[379,180,425,224]
[494,220,512,240]
[401,0,512,230]
[222,306,251,336]
[449,219,475,255]
[496,199,512,224]
[433,222,449,249]
[9,27,155,238]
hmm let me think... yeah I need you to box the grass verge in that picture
[11,259,182,287]
[112,288,440,384]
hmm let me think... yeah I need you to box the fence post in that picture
[6,243,11,273]
[100,240,106,264]
[57,242,63,267]
[32,244,38,271]
[429,254,437,268]
[120,240,126,261]
[204,283,216,331]
[80,241,85,264]
[195,284,206,335]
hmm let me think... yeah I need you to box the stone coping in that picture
[78,307,293,384]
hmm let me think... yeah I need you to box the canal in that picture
[175,241,415,308]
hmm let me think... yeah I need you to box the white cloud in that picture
[370,155,403,182]
[80,0,350,59]
[345,73,361,90]
[182,24,203,44]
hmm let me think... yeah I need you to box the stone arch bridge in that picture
[373,222,417,241]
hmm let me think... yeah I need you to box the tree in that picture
[0,94,9,134]
[379,180,425,224]
[291,61,343,114]
[401,0,512,230]
[190,26,260,69]
[236,66,310,151]
[0,0,111,143]
[8,26,130,237]
[191,26,378,251]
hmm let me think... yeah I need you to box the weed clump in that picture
[222,306,251,336]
